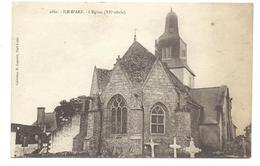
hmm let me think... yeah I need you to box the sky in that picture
[12,3,252,135]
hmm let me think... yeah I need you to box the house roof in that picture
[189,86,228,124]
[119,41,156,86]
[11,123,46,145]
[32,112,57,132]
[11,123,42,134]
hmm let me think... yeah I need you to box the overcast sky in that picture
[12,3,252,134]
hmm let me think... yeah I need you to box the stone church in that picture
[70,10,236,157]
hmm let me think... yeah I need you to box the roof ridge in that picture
[191,85,227,90]
[122,41,155,58]
[96,67,112,71]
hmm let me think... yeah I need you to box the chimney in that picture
[37,107,45,125]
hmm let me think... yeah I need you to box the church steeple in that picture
[156,9,195,88]
[157,9,182,60]
[164,8,179,35]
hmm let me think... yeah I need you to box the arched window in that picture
[110,94,127,134]
[150,104,165,134]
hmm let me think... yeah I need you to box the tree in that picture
[244,123,251,157]
[244,123,251,142]
[228,123,251,157]
[54,98,82,127]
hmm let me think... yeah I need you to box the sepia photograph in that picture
[11,2,252,158]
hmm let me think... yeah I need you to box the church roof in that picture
[189,86,228,124]
[96,68,112,91]
[94,41,196,103]
[94,41,225,122]
[119,41,156,86]
[158,34,180,45]
[158,10,179,44]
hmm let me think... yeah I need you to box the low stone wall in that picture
[13,144,38,157]
[50,114,80,153]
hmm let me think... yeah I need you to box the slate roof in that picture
[158,34,179,45]
[11,123,42,134]
[11,123,46,144]
[158,11,179,43]
[95,68,112,91]
[119,41,156,86]
[189,86,228,124]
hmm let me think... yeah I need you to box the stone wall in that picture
[97,63,143,156]
[199,124,220,151]
[143,60,192,151]
[50,114,80,153]
[82,111,101,155]
[12,144,38,157]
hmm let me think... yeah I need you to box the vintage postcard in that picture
[11,2,253,158]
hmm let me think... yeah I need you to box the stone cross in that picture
[169,137,181,158]
[146,139,159,158]
[184,137,201,158]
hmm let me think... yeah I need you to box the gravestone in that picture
[169,137,181,158]
[184,137,201,158]
[145,139,159,158]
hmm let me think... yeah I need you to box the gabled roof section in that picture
[189,86,228,124]
[119,41,156,86]
[96,68,112,91]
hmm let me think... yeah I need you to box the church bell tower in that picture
[156,9,195,88]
